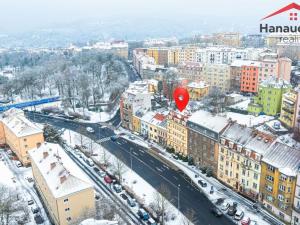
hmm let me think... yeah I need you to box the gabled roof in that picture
[262,142,300,176]
[262,3,300,20]
[1,108,43,137]
[29,143,94,198]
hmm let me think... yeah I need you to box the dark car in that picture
[198,180,207,187]
[110,136,118,141]
[227,204,237,216]
[31,207,40,214]
[211,207,223,217]
[120,193,128,200]
[34,214,44,224]
[93,167,100,173]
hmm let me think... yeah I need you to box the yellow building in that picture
[218,123,276,200]
[0,108,44,165]
[168,47,180,65]
[146,48,169,65]
[132,113,142,134]
[280,90,298,128]
[178,46,198,64]
[187,81,209,100]
[260,142,300,224]
[148,113,168,146]
[147,79,158,94]
[29,142,95,225]
[167,111,190,156]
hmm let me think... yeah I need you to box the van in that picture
[137,208,149,221]
[86,158,94,167]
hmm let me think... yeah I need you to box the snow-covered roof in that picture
[1,108,43,137]
[231,60,261,67]
[226,112,274,128]
[29,142,94,198]
[244,133,275,155]
[262,142,300,177]
[188,110,229,133]
[260,76,291,89]
[141,111,156,124]
[221,123,253,145]
[80,219,118,225]
[187,81,209,89]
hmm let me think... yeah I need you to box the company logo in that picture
[261,2,300,21]
[260,2,300,45]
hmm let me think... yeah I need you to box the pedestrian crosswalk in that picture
[97,135,120,144]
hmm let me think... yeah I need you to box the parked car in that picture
[241,217,250,225]
[211,206,223,217]
[129,135,135,140]
[97,171,106,178]
[86,127,94,133]
[85,158,94,167]
[127,197,136,207]
[34,214,44,224]
[27,200,34,205]
[15,161,22,167]
[120,193,128,200]
[221,202,230,211]
[113,184,122,193]
[198,180,207,187]
[104,175,113,184]
[227,203,237,216]
[147,218,157,225]
[249,221,257,225]
[234,210,244,220]
[93,167,100,173]
[171,154,178,160]
[110,136,118,141]
[137,208,149,221]
[31,206,40,214]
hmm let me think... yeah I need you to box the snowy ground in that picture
[0,149,51,225]
[62,130,192,225]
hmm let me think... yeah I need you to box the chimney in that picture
[60,175,67,184]
[43,151,49,159]
[50,162,56,170]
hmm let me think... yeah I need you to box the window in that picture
[23,138,27,142]
[253,183,257,189]
[66,217,72,222]
[279,185,286,192]
[254,173,258,180]
[65,208,70,211]
[266,175,274,182]
[64,198,69,203]
[278,194,284,202]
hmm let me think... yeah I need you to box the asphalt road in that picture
[26,112,235,225]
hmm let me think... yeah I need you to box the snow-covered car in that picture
[249,221,257,225]
[34,214,44,224]
[31,206,40,214]
[27,200,34,205]
[127,197,136,207]
[221,202,230,211]
[147,218,157,225]
[15,161,22,167]
[86,127,94,133]
[97,171,106,178]
[113,184,122,193]
[211,206,223,217]
[85,158,94,167]
[129,135,135,140]
[234,210,244,220]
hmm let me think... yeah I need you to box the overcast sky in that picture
[0,0,295,34]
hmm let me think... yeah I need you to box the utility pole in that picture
[177,184,180,211]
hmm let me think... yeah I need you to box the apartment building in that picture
[167,110,190,156]
[186,81,209,101]
[120,81,152,130]
[202,64,231,92]
[292,171,300,225]
[280,90,298,128]
[248,77,292,116]
[187,111,230,176]
[29,142,95,225]
[146,47,169,65]
[212,32,241,47]
[0,108,44,165]
[240,61,261,93]
[218,123,276,200]
[260,142,300,224]
[177,62,203,81]
[178,46,198,64]
[148,113,168,146]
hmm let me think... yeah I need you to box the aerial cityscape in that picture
[0,1,300,225]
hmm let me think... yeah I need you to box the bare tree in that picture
[150,184,171,225]
[100,146,111,167]
[112,153,127,184]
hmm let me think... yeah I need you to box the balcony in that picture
[282,107,294,114]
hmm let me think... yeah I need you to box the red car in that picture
[104,175,112,184]
[241,217,250,225]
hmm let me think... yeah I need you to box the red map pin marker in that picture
[173,87,189,112]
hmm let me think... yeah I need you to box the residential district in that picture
[0,33,300,225]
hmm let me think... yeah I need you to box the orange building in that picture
[0,108,44,165]
[240,61,261,93]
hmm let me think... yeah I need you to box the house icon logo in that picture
[262,2,300,21]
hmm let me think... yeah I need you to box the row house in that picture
[187,110,230,176]
[260,142,300,224]
[167,110,191,156]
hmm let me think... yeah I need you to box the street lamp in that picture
[177,184,180,211]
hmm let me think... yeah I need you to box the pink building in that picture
[277,57,292,82]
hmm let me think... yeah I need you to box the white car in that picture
[86,127,94,133]
[221,202,230,211]
[15,161,22,167]
[234,210,244,220]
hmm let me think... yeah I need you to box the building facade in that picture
[202,64,231,92]
[29,143,95,225]
[0,108,44,165]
